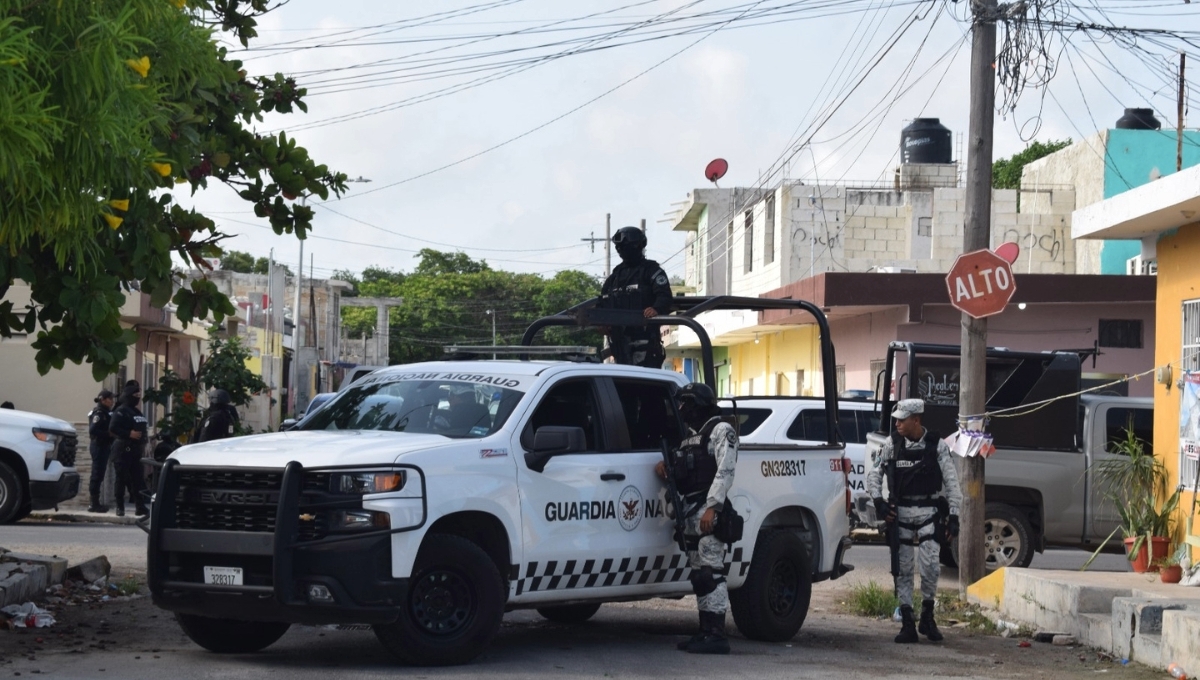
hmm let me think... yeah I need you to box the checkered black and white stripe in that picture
[512,547,747,596]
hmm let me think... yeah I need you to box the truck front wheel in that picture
[374,534,505,666]
[729,530,812,642]
[0,462,22,525]
[175,614,290,653]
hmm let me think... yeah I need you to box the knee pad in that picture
[689,567,718,596]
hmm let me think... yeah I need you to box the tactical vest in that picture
[888,431,942,499]
[672,417,728,496]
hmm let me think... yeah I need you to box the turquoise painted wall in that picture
[1100,129,1200,273]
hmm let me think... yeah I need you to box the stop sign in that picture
[945,248,1016,318]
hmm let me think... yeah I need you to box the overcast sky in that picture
[181,0,1200,282]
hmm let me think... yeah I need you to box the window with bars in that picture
[764,196,776,265]
[1183,300,1200,490]
[744,210,754,273]
[1098,319,1143,349]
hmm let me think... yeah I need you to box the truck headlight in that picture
[331,470,405,495]
[33,428,60,463]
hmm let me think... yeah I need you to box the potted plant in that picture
[1087,427,1180,573]
[1155,545,1186,584]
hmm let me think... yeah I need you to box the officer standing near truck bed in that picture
[601,226,672,369]
[866,398,962,643]
[655,382,739,654]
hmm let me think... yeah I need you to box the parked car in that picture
[0,407,81,523]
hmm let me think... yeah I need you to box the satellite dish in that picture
[705,158,729,184]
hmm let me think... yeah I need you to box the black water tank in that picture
[1115,108,1161,130]
[901,118,953,164]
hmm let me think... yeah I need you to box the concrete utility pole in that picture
[958,0,998,594]
[1179,51,1187,173]
[606,213,612,277]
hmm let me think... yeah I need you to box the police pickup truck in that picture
[146,296,853,666]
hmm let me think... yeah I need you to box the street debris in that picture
[1,603,55,628]
[65,556,111,584]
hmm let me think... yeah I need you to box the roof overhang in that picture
[1073,163,1200,240]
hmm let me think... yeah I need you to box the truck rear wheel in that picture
[0,462,22,525]
[374,534,505,666]
[175,614,290,653]
[536,603,602,623]
[945,503,1036,571]
[729,530,812,642]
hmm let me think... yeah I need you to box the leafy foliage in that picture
[220,250,291,275]
[992,139,1072,190]
[340,250,602,364]
[145,328,267,440]
[0,0,345,380]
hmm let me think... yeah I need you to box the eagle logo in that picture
[617,485,643,531]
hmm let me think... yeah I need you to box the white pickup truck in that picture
[147,360,854,665]
[0,407,81,523]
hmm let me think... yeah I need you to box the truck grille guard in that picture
[148,458,426,603]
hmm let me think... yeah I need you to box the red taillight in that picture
[841,456,852,516]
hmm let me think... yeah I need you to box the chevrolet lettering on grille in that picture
[194,490,280,505]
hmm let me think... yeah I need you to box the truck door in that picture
[1088,404,1154,540]
[515,378,671,601]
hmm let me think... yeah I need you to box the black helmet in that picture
[612,226,647,261]
[209,388,231,406]
[676,382,717,409]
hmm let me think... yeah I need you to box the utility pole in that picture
[1179,51,1187,173]
[291,198,305,418]
[486,309,496,359]
[958,0,998,595]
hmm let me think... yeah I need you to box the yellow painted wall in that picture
[727,326,825,396]
[1153,222,1200,557]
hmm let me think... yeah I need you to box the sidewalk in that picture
[970,567,1200,675]
[27,492,138,526]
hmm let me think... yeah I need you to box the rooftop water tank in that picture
[1115,108,1161,130]
[901,118,953,164]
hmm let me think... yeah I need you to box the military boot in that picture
[114,499,125,517]
[687,611,730,655]
[918,599,943,641]
[87,495,108,513]
[676,611,705,650]
[894,605,918,644]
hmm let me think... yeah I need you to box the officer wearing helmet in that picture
[866,398,962,644]
[197,389,240,442]
[654,382,739,654]
[601,226,672,369]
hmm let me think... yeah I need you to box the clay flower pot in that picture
[1160,564,1183,584]
[1124,536,1170,573]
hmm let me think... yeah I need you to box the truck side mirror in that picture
[525,426,587,472]
[281,419,298,431]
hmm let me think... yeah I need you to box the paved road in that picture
[0,522,1133,578]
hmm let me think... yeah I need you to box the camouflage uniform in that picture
[682,420,738,615]
[866,430,961,607]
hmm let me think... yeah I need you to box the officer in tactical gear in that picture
[197,389,239,442]
[109,385,149,518]
[86,389,116,513]
[866,398,962,643]
[655,382,739,654]
[601,226,672,369]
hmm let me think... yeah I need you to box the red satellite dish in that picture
[705,158,729,183]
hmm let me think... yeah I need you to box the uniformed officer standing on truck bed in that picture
[655,382,739,654]
[601,226,672,369]
[866,398,962,643]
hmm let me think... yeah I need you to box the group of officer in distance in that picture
[603,226,962,651]
[85,384,240,516]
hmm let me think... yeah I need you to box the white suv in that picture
[0,407,81,523]
[723,397,881,528]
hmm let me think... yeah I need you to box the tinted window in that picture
[527,380,601,450]
[1105,407,1153,455]
[613,380,681,450]
[720,407,772,436]
[302,378,522,437]
[856,410,882,439]
[786,408,858,444]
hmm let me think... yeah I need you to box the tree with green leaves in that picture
[339,251,602,364]
[220,250,290,275]
[992,139,1072,190]
[0,0,345,380]
[145,328,267,440]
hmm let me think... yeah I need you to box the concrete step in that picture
[1078,612,1112,652]
[1162,609,1200,675]
[1000,569,1133,635]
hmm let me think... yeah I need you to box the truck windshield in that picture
[298,377,525,437]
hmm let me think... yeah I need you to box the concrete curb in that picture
[24,511,139,526]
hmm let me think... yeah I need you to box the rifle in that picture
[661,437,689,553]
[884,449,901,580]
